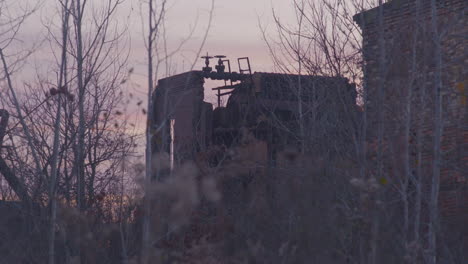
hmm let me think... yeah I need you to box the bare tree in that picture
[427,0,443,262]
[48,1,71,263]
[0,0,138,262]
[258,0,465,263]
[140,0,216,261]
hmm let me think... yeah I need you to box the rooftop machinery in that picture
[201,53,253,107]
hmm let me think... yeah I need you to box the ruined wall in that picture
[355,0,467,251]
[355,0,466,125]
[152,71,209,162]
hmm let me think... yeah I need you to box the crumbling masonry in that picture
[151,70,357,166]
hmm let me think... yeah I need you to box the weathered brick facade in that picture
[355,0,467,255]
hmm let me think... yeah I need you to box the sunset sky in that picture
[4,0,301,138]
[125,0,299,107]
[125,0,298,99]
[13,0,299,107]
[137,0,296,72]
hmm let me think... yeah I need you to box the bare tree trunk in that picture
[0,110,7,145]
[402,19,417,262]
[70,1,86,262]
[142,0,157,261]
[414,24,427,261]
[295,0,305,153]
[407,1,423,262]
[427,0,443,262]
[0,49,42,177]
[73,0,86,214]
[48,1,70,263]
[0,110,33,205]
[48,94,62,264]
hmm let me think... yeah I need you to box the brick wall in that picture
[354,0,467,244]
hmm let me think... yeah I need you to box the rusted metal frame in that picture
[219,90,234,96]
[212,84,241,90]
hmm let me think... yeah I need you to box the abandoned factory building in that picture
[151,64,358,166]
